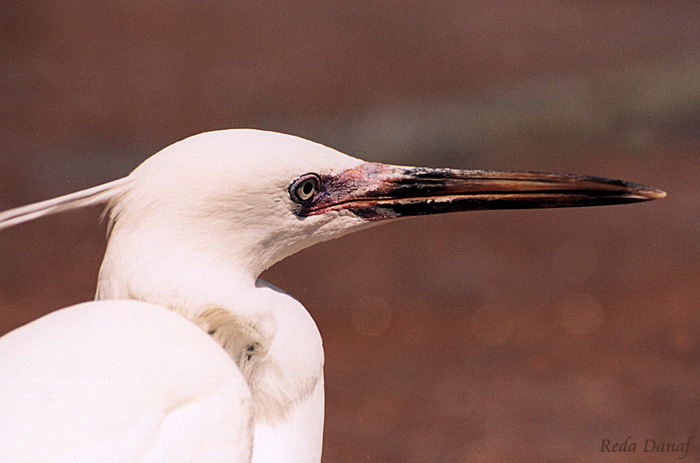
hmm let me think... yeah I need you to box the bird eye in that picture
[290,174,321,202]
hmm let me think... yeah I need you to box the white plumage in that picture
[0,129,664,462]
[0,300,253,463]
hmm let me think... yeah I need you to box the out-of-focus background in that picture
[1,2,699,462]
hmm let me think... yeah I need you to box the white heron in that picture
[0,129,664,462]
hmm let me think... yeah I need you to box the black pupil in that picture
[303,181,314,195]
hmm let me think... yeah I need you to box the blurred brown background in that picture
[1,2,699,462]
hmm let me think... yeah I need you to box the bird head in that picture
[102,129,664,282]
[102,130,371,281]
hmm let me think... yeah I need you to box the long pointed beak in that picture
[300,163,666,220]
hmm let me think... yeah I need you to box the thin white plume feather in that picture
[0,177,131,231]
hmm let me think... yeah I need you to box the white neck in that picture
[96,222,325,463]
